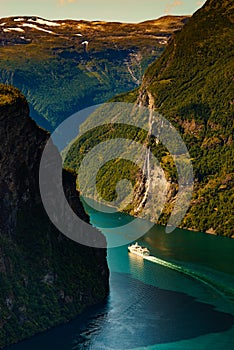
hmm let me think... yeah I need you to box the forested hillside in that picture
[65,0,234,237]
[0,85,109,348]
[0,15,187,129]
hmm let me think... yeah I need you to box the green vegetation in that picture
[65,0,234,237]
[0,204,108,347]
[0,84,26,106]
[0,43,161,130]
[0,87,109,348]
[140,0,234,236]
[0,16,187,129]
[64,122,174,199]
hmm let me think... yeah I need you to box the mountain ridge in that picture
[0,84,109,348]
[120,0,234,236]
[0,15,188,129]
[65,0,234,237]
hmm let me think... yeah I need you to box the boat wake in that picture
[143,255,234,303]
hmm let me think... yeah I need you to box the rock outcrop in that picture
[113,0,234,237]
[0,84,109,348]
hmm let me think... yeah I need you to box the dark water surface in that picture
[6,201,234,349]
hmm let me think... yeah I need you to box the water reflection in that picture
[73,272,234,349]
[6,271,234,350]
[5,204,234,350]
[143,225,234,276]
[129,253,145,274]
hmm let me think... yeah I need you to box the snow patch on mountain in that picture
[28,18,60,27]
[14,18,25,22]
[21,23,55,34]
[7,27,25,32]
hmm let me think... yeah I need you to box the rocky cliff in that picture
[135,0,234,236]
[0,84,109,348]
[65,0,234,237]
[107,0,233,237]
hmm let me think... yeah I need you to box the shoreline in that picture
[80,195,232,239]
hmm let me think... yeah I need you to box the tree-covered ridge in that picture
[65,0,234,237]
[0,84,109,347]
[0,84,26,106]
[136,0,234,236]
[0,15,187,130]
[142,0,233,123]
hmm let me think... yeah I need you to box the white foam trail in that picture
[143,255,234,302]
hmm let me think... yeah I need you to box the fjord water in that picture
[7,201,234,350]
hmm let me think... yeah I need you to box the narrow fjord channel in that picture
[6,200,234,350]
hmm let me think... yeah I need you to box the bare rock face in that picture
[0,85,109,348]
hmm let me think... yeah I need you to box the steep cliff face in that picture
[0,85,109,348]
[109,0,233,236]
[136,0,234,236]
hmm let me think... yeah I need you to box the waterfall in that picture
[135,105,154,212]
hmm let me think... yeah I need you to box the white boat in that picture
[128,242,150,257]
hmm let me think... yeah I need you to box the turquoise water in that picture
[6,201,234,349]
